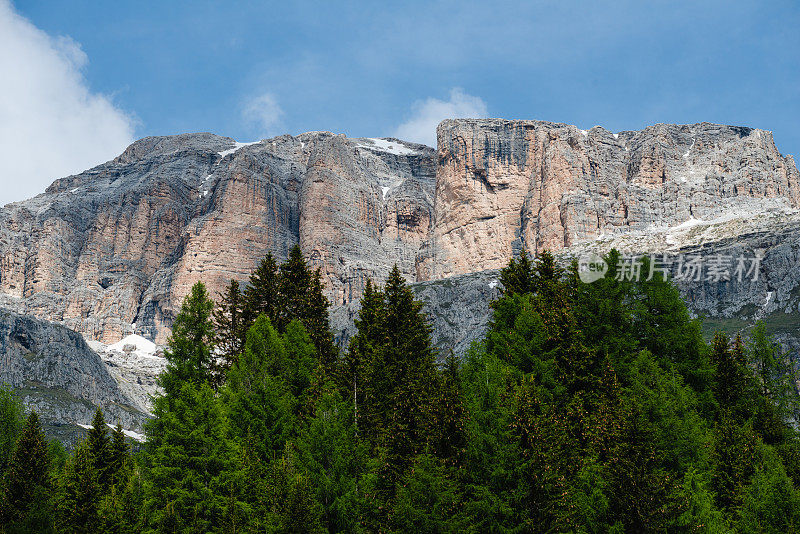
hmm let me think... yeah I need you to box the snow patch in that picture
[107,334,158,359]
[358,138,418,156]
[217,141,260,160]
[488,280,499,289]
[613,133,619,139]
[381,186,391,199]
[579,129,588,137]
[77,423,145,442]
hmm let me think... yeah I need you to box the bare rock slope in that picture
[0,119,797,352]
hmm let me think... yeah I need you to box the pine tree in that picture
[213,278,245,382]
[86,407,111,488]
[278,245,338,374]
[1,411,51,527]
[297,383,369,532]
[266,444,325,533]
[0,385,23,476]
[108,423,130,485]
[159,281,217,396]
[498,248,535,295]
[222,315,298,463]
[57,445,100,534]
[243,253,279,330]
[366,265,439,497]
[339,277,385,437]
[144,382,239,532]
[431,352,467,466]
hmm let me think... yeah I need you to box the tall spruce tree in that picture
[57,445,100,534]
[243,253,280,329]
[278,245,337,374]
[213,278,245,381]
[1,411,51,528]
[86,407,111,488]
[0,385,24,476]
[339,278,385,436]
[144,382,239,532]
[222,315,299,463]
[160,281,217,396]
[365,265,439,496]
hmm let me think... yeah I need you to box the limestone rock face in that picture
[0,133,434,343]
[0,307,149,445]
[0,119,797,348]
[419,119,800,280]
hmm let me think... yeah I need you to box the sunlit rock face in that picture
[0,119,797,347]
[418,119,800,280]
[0,133,434,343]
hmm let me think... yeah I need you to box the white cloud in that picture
[241,92,284,138]
[0,0,136,206]
[394,88,489,147]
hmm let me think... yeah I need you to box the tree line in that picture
[2,246,800,532]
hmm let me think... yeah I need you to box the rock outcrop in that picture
[0,119,797,350]
[0,307,149,445]
[418,119,799,280]
[0,133,434,343]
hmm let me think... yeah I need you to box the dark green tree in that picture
[160,281,217,396]
[144,382,239,532]
[213,278,245,382]
[338,278,385,436]
[498,249,535,295]
[1,411,52,530]
[86,407,111,488]
[243,253,279,330]
[108,423,130,485]
[278,245,338,375]
[0,385,23,476]
[222,315,299,463]
[56,445,100,534]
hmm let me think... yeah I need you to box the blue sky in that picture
[1,0,798,204]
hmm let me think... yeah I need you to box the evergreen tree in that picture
[297,383,369,532]
[243,253,279,330]
[498,249,535,295]
[266,444,325,533]
[222,315,298,463]
[213,278,245,382]
[339,278,385,437]
[0,385,23,476]
[144,382,239,532]
[160,281,217,396]
[86,407,111,488]
[108,423,130,485]
[57,445,100,534]
[278,245,338,374]
[1,411,52,529]
[366,265,439,502]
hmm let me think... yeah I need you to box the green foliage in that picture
[160,281,217,395]
[86,407,111,488]
[144,382,239,532]
[25,246,800,532]
[0,385,23,476]
[1,411,53,531]
[213,279,245,381]
[222,315,299,462]
[56,445,100,534]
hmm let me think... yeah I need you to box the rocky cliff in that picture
[0,119,797,350]
[418,119,800,280]
[0,133,434,343]
[0,308,149,445]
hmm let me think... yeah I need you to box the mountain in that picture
[0,308,150,447]
[2,120,797,350]
[1,118,800,434]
